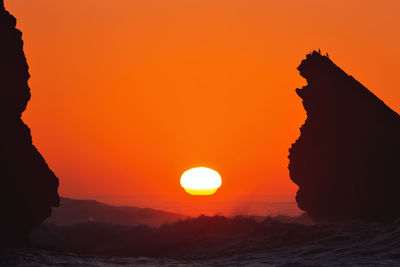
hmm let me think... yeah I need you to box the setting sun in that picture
[180,167,222,195]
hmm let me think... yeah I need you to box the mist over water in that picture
[66,195,302,217]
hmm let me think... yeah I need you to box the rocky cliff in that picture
[289,51,400,222]
[0,0,59,246]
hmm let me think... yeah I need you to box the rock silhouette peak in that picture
[0,0,59,246]
[289,50,400,222]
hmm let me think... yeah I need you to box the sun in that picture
[180,167,222,195]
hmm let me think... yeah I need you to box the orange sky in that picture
[5,0,400,214]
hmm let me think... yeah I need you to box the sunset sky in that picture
[6,0,400,214]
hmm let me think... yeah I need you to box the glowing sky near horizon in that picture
[4,0,400,212]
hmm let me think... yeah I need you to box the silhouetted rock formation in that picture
[289,51,400,222]
[0,0,59,246]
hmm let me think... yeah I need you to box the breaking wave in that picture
[3,215,400,266]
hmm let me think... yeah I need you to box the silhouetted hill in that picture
[0,0,59,246]
[45,197,189,227]
[289,51,400,222]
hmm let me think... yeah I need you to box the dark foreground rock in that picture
[0,0,59,246]
[289,51,400,222]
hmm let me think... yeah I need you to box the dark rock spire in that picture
[289,51,400,222]
[0,1,59,246]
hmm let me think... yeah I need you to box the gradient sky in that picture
[5,0,400,213]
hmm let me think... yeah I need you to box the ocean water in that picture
[4,216,400,266]
[2,247,396,267]
[2,249,276,266]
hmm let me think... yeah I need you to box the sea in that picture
[2,246,397,266]
[3,216,400,266]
